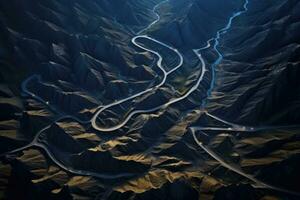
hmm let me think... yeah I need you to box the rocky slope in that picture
[1,0,300,200]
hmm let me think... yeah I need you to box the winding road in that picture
[191,129,300,197]
[2,0,300,196]
[91,35,183,131]
[137,0,169,35]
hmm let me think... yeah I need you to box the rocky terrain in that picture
[0,0,300,199]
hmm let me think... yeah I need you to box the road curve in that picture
[190,0,300,196]
[1,0,182,180]
[0,116,139,179]
[137,0,169,35]
[0,114,88,158]
[21,75,61,114]
[91,47,206,132]
[191,111,300,132]
[35,142,138,179]
[4,0,300,192]
[191,129,300,197]
[90,0,251,132]
[91,35,183,131]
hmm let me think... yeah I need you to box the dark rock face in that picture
[108,180,199,200]
[214,184,259,200]
[150,0,244,48]
[1,0,300,200]
[205,0,300,126]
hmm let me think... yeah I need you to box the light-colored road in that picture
[35,141,138,179]
[1,116,137,179]
[91,41,205,132]
[91,0,252,132]
[191,111,300,132]
[91,35,183,131]
[2,0,180,180]
[191,128,300,197]
[21,75,60,113]
[137,0,169,35]
[189,0,300,196]
[3,0,300,195]
[22,75,91,124]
